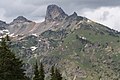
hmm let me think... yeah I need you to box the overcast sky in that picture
[0,0,120,31]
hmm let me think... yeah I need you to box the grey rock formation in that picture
[11,16,32,24]
[0,20,7,30]
[70,12,78,18]
[65,12,84,22]
[45,4,68,22]
[66,12,78,20]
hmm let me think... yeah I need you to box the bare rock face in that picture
[0,20,7,30]
[66,12,78,21]
[11,16,32,24]
[45,4,68,22]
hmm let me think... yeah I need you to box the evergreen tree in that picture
[50,66,56,80]
[5,35,10,41]
[33,61,45,80]
[55,68,62,80]
[0,38,27,80]
[39,62,45,80]
[50,66,62,80]
[33,61,40,80]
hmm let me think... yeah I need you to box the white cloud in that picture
[0,0,41,22]
[0,8,6,21]
[81,7,120,31]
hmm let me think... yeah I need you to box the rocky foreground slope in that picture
[0,4,120,80]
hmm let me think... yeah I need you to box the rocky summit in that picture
[45,4,68,22]
[0,4,120,80]
[11,16,32,24]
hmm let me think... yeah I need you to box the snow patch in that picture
[87,19,91,23]
[31,34,38,37]
[81,36,86,40]
[0,29,10,34]
[0,30,4,34]
[39,39,41,42]
[2,29,9,32]
[30,46,37,51]
[22,46,25,49]
[79,36,87,40]
[9,33,14,37]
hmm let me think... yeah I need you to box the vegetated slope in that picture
[38,18,120,80]
[58,29,120,80]
[12,15,120,80]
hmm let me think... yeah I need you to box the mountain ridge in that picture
[0,4,119,37]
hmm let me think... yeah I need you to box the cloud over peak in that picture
[81,7,120,31]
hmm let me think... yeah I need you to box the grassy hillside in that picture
[45,21,120,80]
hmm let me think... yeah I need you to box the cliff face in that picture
[45,4,68,22]
[0,20,7,30]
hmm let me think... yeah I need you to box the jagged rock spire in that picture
[45,4,68,22]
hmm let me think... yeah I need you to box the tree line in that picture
[0,36,63,80]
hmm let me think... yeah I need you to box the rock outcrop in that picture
[45,4,68,22]
[11,16,32,24]
[0,20,7,30]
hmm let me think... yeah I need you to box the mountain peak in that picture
[65,12,80,21]
[69,12,78,18]
[45,4,68,22]
[73,12,77,16]
[12,16,32,24]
